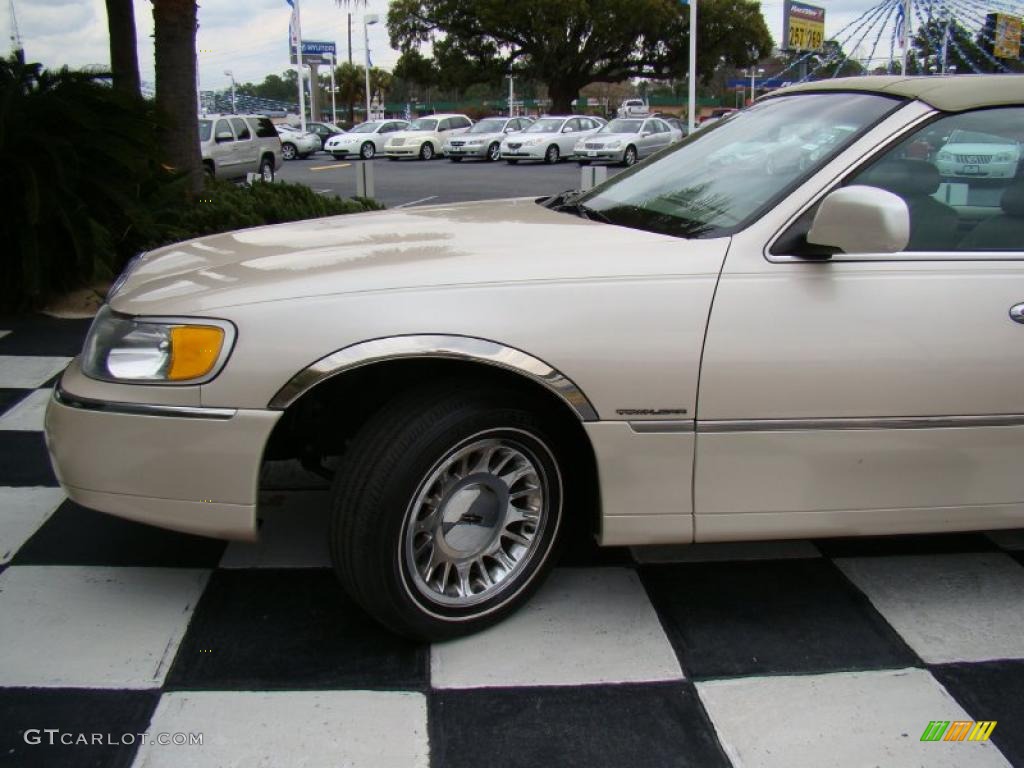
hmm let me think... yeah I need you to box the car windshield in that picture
[948,130,1007,144]
[602,119,643,134]
[575,93,899,238]
[408,118,438,131]
[198,120,212,141]
[526,118,564,134]
[470,119,506,133]
[350,122,380,134]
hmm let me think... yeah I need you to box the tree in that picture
[104,0,140,97]
[388,0,772,112]
[152,0,201,197]
[238,71,300,103]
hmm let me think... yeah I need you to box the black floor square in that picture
[814,532,998,558]
[0,688,159,768]
[930,661,1024,766]
[641,559,920,679]
[0,316,91,356]
[0,388,31,416]
[428,682,730,768]
[0,432,57,486]
[12,499,226,567]
[165,568,428,691]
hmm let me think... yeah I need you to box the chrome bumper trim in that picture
[697,414,1024,433]
[54,385,237,420]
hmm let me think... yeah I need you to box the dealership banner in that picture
[783,1,826,52]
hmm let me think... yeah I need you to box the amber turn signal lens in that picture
[168,326,225,381]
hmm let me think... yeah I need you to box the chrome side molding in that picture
[698,414,1024,433]
[53,385,237,420]
[268,334,599,421]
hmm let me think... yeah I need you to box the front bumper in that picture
[501,145,546,160]
[385,145,421,157]
[444,144,489,158]
[575,148,625,163]
[44,364,281,541]
[327,147,358,158]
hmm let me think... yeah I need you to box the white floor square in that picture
[132,690,429,768]
[0,389,52,431]
[219,491,330,568]
[837,553,1024,664]
[0,487,65,563]
[431,567,682,689]
[0,356,70,388]
[632,539,820,564]
[698,668,1011,768]
[0,566,209,688]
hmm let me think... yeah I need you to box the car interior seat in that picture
[856,158,958,250]
[958,179,1024,250]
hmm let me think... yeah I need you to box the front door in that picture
[695,105,1024,541]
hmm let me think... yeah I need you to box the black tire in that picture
[329,384,566,640]
[622,145,638,167]
[360,141,375,160]
[544,144,560,164]
[449,156,463,162]
[419,142,435,161]
[258,156,274,182]
[203,163,215,178]
[487,142,501,162]
[505,158,518,165]
[281,142,297,161]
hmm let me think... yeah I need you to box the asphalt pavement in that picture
[276,152,624,208]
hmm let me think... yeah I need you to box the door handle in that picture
[1012,303,1024,324]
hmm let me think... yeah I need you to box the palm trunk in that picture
[105,0,141,97]
[152,0,202,197]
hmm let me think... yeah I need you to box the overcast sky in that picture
[5,1,891,90]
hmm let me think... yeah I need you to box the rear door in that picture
[210,118,236,176]
[696,104,1024,541]
[230,117,256,170]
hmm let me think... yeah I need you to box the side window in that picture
[641,120,654,134]
[253,117,278,138]
[437,118,451,131]
[214,119,233,142]
[565,119,580,132]
[455,117,471,129]
[230,118,251,141]
[847,107,1024,252]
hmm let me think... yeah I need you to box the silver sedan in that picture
[443,116,534,162]
[574,117,679,166]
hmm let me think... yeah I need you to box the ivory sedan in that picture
[46,76,1024,640]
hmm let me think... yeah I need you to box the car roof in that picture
[414,113,469,119]
[767,75,1024,112]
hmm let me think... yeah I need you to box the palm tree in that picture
[151,0,201,197]
[104,0,140,97]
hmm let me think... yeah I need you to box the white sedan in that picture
[936,129,1021,179]
[324,120,409,160]
[500,115,603,164]
[276,125,320,160]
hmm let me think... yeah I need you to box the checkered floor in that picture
[1,316,1023,768]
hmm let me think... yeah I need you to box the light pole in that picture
[364,13,379,121]
[746,67,764,104]
[224,69,236,114]
[507,73,516,117]
[326,53,337,125]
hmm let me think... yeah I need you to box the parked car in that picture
[574,116,677,166]
[47,76,1024,642]
[442,116,534,162]
[305,121,345,148]
[276,125,320,160]
[617,98,649,117]
[500,115,602,164]
[384,114,473,160]
[935,129,1021,179]
[661,117,688,139]
[199,114,281,182]
[324,120,409,160]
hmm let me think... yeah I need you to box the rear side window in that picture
[253,117,278,139]
[214,119,233,141]
[455,116,471,129]
[230,118,251,140]
[437,119,451,131]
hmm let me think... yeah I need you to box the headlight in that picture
[606,140,622,149]
[81,305,234,384]
[994,152,1014,162]
[574,141,585,150]
[466,139,484,146]
[525,138,543,146]
[937,152,953,162]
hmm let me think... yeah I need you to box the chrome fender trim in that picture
[53,384,237,420]
[268,334,599,421]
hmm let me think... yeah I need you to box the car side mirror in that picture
[806,186,910,255]
[215,131,233,143]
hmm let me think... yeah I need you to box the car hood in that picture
[109,197,719,316]
[585,132,640,143]
[942,142,1017,155]
[448,132,507,143]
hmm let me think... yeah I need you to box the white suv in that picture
[384,114,473,160]
[199,115,282,182]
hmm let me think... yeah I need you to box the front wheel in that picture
[281,142,297,161]
[544,144,560,164]
[419,142,435,161]
[258,156,275,182]
[487,142,501,162]
[330,386,565,640]
[360,141,375,160]
[622,145,638,167]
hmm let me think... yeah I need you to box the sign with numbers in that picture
[991,13,1022,59]
[783,1,826,53]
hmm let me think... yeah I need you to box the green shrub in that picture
[0,56,171,313]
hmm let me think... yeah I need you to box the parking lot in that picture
[277,153,624,208]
